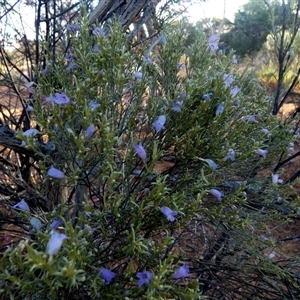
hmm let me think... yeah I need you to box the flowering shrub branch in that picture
[0,7,300,300]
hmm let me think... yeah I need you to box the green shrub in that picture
[0,16,299,299]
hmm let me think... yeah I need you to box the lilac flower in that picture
[261,128,271,137]
[209,189,224,201]
[224,148,235,161]
[50,218,63,230]
[178,91,186,101]
[93,44,100,53]
[26,105,34,112]
[172,101,183,112]
[137,270,153,286]
[133,72,143,79]
[143,55,153,64]
[30,217,43,231]
[202,92,213,101]
[152,115,166,132]
[268,252,276,259]
[23,128,39,137]
[216,104,224,116]
[204,159,218,170]
[208,34,219,52]
[99,268,117,285]
[223,74,234,87]
[66,24,74,32]
[66,24,80,33]
[242,115,258,123]
[288,143,294,154]
[92,27,104,37]
[13,199,30,212]
[172,265,190,279]
[271,173,283,184]
[134,143,147,160]
[66,54,73,62]
[66,62,78,71]
[89,101,100,111]
[85,124,96,139]
[230,86,240,97]
[160,206,178,222]
[47,232,67,256]
[53,92,71,105]
[42,67,50,76]
[255,149,268,159]
[47,165,65,179]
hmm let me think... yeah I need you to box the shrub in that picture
[0,16,299,299]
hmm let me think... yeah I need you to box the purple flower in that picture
[242,115,258,123]
[234,99,241,106]
[223,74,234,87]
[230,86,240,97]
[47,166,65,179]
[66,25,74,32]
[13,199,30,212]
[152,115,166,132]
[216,104,224,116]
[92,27,104,37]
[66,62,78,71]
[53,93,71,105]
[137,270,153,286]
[93,44,100,53]
[178,91,186,101]
[99,268,117,285]
[223,148,235,161]
[133,72,143,79]
[66,24,80,33]
[261,128,271,137]
[208,34,219,52]
[204,159,218,170]
[85,124,96,139]
[160,206,178,222]
[202,92,213,101]
[47,232,67,256]
[172,101,183,112]
[26,105,34,112]
[30,217,43,231]
[67,24,80,33]
[23,128,39,137]
[89,101,100,111]
[209,189,224,201]
[143,55,153,64]
[134,143,147,160]
[271,173,283,184]
[66,54,73,62]
[172,265,189,279]
[255,149,268,159]
[50,218,63,230]
[42,67,50,76]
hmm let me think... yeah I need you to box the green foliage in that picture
[0,14,299,299]
[220,0,273,57]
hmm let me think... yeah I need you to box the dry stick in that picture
[0,47,30,126]
[0,0,19,21]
